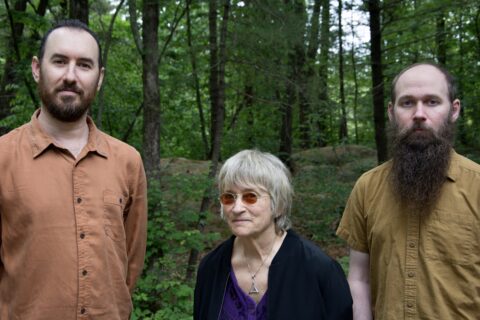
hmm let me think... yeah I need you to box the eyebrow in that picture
[397,94,442,101]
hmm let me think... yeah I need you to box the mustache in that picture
[56,84,82,94]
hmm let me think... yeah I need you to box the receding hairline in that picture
[391,63,453,104]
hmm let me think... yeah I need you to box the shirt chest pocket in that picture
[103,190,127,241]
[424,211,475,265]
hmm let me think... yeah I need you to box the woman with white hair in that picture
[194,149,352,319]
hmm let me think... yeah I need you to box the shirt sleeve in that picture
[336,177,369,253]
[124,153,148,293]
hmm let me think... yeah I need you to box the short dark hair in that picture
[390,62,457,104]
[38,19,103,68]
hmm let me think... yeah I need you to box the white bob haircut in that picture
[217,149,293,233]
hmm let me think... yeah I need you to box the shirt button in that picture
[409,242,416,248]
[407,302,413,308]
[408,271,415,278]
[77,197,82,204]
[80,233,85,239]
[80,307,86,314]
[82,270,88,276]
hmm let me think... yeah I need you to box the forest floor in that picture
[160,144,378,272]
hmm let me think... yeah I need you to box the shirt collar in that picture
[28,109,108,159]
[446,149,459,182]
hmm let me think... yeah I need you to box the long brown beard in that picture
[388,118,455,215]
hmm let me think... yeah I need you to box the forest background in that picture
[1,0,480,319]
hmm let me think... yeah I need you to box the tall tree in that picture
[0,0,28,135]
[298,0,321,148]
[280,0,305,167]
[186,0,209,159]
[436,11,447,65]
[316,0,330,147]
[186,0,231,280]
[338,0,347,140]
[368,0,388,163]
[142,0,161,180]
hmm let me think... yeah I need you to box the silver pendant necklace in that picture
[245,236,276,295]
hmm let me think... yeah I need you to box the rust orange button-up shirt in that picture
[0,111,148,320]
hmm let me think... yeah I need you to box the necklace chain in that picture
[244,235,276,295]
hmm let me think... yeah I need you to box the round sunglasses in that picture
[219,191,267,206]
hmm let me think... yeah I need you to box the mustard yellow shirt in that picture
[337,151,480,319]
[0,111,148,319]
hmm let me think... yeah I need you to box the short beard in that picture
[388,118,455,215]
[38,74,96,123]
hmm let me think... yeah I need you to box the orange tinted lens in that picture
[242,192,258,204]
[220,193,235,205]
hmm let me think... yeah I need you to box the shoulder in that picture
[96,130,142,163]
[0,123,29,145]
[283,231,336,267]
[452,151,480,174]
[355,160,392,186]
[198,236,234,272]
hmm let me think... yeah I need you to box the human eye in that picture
[400,99,413,107]
[52,58,66,65]
[426,98,440,106]
[78,61,93,69]
[242,192,258,205]
[220,193,236,205]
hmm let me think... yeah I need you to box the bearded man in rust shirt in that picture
[0,20,147,319]
[337,63,480,319]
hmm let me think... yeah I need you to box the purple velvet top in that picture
[219,269,268,319]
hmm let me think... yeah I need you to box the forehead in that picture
[394,65,449,100]
[43,27,99,64]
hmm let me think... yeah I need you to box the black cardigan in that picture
[194,230,353,319]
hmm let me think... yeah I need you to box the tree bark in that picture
[368,0,388,163]
[142,0,161,181]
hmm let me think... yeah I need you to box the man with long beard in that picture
[0,20,147,319]
[337,63,480,319]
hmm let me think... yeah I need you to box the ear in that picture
[387,102,394,122]
[450,99,461,123]
[31,56,41,83]
[96,67,105,92]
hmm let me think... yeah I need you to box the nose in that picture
[63,62,77,84]
[413,102,427,122]
[231,196,245,214]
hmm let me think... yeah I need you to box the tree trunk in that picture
[436,12,446,65]
[186,0,231,281]
[368,0,388,163]
[298,0,321,148]
[142,0,161,181]
[96,0,126,129]
[316,0,330,147]
[338,0,347,141]
[280,0,305,167]
[69,0,89,24]
[351,45,359,144]
[186,0,209,159]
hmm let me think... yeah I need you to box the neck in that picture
[38,107,89,157]
[237,227,283,260]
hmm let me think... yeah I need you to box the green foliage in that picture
[132,176,220,318]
